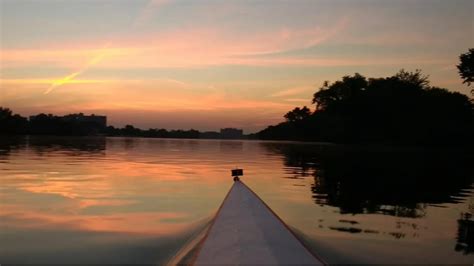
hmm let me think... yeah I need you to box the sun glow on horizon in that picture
[1,0,472,132]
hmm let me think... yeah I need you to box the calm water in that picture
[1,136,473,264]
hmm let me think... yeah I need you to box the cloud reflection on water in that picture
[1,137,473,264]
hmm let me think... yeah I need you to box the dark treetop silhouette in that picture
[458,48,474,87]
[0,109,107,136]
[0,107,246,139]
[258,70,474,146]
[0,107,28,135]
[2,49,474,145]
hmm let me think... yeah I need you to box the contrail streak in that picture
[44,47,109,94]
[44,0,169,94]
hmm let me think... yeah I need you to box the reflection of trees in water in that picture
[321,219,424,240]
[29,136,106,156]
[121,137,138,150]
[0,136,106,157]
[312,153,472,218]
[219,140,244,152]
[456,213,474,254]
[262,143,473,218]
[456,203,474,254]
[0,136,27,158]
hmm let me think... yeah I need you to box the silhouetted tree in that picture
[458,48,474,86]
[259,70,474,145]
[27,112,106,135]
[105,124,207,139]
[0,107,28,135]
[284,106,311,123]
[123,125,141,136]
[394,69,430,88]
[312,73,367,111]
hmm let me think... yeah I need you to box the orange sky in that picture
[1,0,472,132]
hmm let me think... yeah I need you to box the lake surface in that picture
[1,136,473,264]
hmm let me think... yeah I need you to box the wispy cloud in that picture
[270,86,314,98]
[39,0,172,94]
[3,78,293,111]
[240,17,349,56]
[132,0,170,28]
[284,98,311,103]
[1,17,351,70]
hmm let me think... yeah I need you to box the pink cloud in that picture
[3,16,449,70]
[132,0,171,28]
[0,18,350,69]
[270,86,315,98]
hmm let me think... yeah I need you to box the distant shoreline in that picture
[2,135,472,153]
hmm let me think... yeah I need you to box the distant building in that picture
[61,113,107,129]
[220,128,243,139]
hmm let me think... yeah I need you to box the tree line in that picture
[258,49,474,146]
[105,124,202,139]
[0,108,245,139]
[0,110,106,136]
[2,49,473,145]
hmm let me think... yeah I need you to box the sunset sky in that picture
[1,0,472,132]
